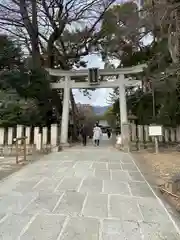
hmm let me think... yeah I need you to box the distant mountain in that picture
[92,105,110,116]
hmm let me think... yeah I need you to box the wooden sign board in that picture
[149,125,162,136]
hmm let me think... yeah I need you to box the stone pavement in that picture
[0,145,179,239]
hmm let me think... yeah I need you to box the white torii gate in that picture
[47,64,146,148]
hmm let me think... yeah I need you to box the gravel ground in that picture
[0,157,24,181]
[0,153,45,181]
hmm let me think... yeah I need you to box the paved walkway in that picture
[0,145,179,239]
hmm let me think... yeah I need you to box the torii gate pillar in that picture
[60,76,70,146]
[119,75,129,151]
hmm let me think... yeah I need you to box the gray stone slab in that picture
[108,161,123,165]
[123,220,142,239]
[79,157,95,162]
[121,163,138,171]
[98,157,109,162]
[56,177,81,191]
[53,191,85,216]
[32,170,55,177]
[137,198,171,223]
[0,214,32,240]
[0,183,19,196]
[120,154,133,163]
[14,180,40,193]
[57,166,68,175]
[83,194,108,218]
[107,163,122,170]
[73,162,91,170]
[79,177,102,193]
[22,192,62,214]
[60,168,75,177]
[0,190,24,198]
[103,180,131,195]
[21,214,66,240]
[57,167,68,173]
[95,169,111,180]
[33,177,62,192]
[92,162,107,170]
[104,155,120,162]
[140,221,179,240]
[128,171,144,182]
[111,170,130,181]
[129,182,155,198]
[0,192,37,214]
[109,196,142,221]
[60,217,99,240]
[60,161,75,168]
[102,219,126,239]
[53,167,69,178]
[74,168,94,178]
[102,219,142,240]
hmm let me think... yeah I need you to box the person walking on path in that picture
[93,123,102,146]
[80,124,88,146]
[107,128,111,139]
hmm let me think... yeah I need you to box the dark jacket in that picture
[80,125,87,136]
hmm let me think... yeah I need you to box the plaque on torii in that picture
[88,68,100,85]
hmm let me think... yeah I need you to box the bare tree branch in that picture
[0,0,116,69]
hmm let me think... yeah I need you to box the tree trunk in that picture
[31,0,41,68]
[19,0,41,68]
[168,3,180,64]
[175,7,180,63]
